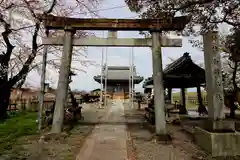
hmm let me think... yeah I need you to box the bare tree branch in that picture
[9,22,40,85]
[12,25,35,32]
[45,0,57,14]
[173,0,214,12]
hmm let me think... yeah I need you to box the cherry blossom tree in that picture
[0,0,101,120]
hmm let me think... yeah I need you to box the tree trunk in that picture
[0,23,40,120]
[229,90,237,119]
[230,96,236,118]
[230,61,238,119]
[0,28,14,120]
[0,85,12,120]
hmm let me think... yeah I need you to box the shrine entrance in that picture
[38,14,225,138]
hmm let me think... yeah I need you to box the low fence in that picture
[8,99,54,111]
[172,95,208,106]
[8,98,85,111]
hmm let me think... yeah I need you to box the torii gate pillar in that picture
[51,27,75,133]
[151,32,167,135]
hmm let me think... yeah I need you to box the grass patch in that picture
[0,111,38,153]
[172,91,206,109]
[172,91,207,97]
[186,103,198,109]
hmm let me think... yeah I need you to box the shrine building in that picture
[94,66,143,99]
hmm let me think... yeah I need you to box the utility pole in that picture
[100,32,105,108]
[129,49,131,105]
[104,50,108,108]
[38,30,49,130]
[131,48,134,108]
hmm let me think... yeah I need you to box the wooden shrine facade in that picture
[94,66,143,99]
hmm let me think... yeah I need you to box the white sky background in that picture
[25,0,230,92]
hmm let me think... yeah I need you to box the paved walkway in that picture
[76,100,128,160]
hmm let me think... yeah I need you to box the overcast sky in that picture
[25,0,229,92]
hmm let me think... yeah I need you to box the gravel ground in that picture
[124,103,210,160]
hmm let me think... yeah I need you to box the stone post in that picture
[51,26,75,133]
[26,98,32,111]
[203,31,225,121]
[151,32,167,135]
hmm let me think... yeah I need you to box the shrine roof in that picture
[100,65,136,80]
[163,52,204,75]
[143,52,206,88]
[94,65,143,84]
[93,75,144,84]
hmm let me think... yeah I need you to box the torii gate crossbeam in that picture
[38,14,190,31]
[42,36,182,47]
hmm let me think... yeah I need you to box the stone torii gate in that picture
[43,31,182,110]
[38,14,190,135]
[39,15,225,135]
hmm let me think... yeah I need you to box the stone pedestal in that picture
[191,31,240,158]
[194,126,240,157]
[201,120,235,132]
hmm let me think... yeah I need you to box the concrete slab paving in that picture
[76,100,128,160]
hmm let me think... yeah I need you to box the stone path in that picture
[76,100,128,160]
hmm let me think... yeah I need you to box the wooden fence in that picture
[8,98,84,111]
[172,95,208,106]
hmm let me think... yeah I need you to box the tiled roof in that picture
[163,52,204,75]
[142,53,205,88]
[101,66,137,80]
[106,69,136,80]
[94,65,143,83]
[104,66,132,70]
